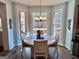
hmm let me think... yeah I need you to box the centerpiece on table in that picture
[36,30,44,39]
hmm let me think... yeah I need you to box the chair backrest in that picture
[21,32,25,40]
[48,35,59,46]
[21,39,27,47]
[54,35,59,45]
[34,40,48,54]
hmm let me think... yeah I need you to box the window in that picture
[32,13,48,35]
[20,11,25,33]
[53,9,62,36]
[0,18,2,31]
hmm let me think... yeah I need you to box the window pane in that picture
[32,13,48,35]
[21,25,25,33]
[20,11,25,33]
[53,9,62,36]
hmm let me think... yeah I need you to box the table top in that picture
[23,35,57,46]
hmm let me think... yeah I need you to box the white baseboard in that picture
[14,44,19,47]
[14,43,22,47]
[65,45,70,51]
[9,45,15,50]
[58,43,65,46]
[58,43,71,51]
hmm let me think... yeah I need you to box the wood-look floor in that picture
[13,46,78,59]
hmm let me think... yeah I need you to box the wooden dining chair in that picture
[20,32,34,59]
[34,40,48,59]
[20,32,32,52]
[48,35,59,59]
[21,37,33,53]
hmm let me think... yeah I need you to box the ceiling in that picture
[11,0,70,6]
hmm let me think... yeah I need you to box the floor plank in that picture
[15,46,78,59]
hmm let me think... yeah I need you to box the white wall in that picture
[0,0,14,50]
[65,0,75,50]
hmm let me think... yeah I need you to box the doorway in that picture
[0,1,9,52]
[0,16,3,52]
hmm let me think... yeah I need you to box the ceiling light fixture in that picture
[35,0,46,21]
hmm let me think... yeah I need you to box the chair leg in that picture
[24,47,26,52]
[53,46,57,53]
[52,47,57,55]
[53,46,59,59]
[46,55,47,59]
[22,47,25,54]
[21,53,24,59]
[34,55,36,59]
[21,47,24,59]
[31,47,34,58]
[22,46,23,53]
[56,47,59,59]
[21,47,26,59]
